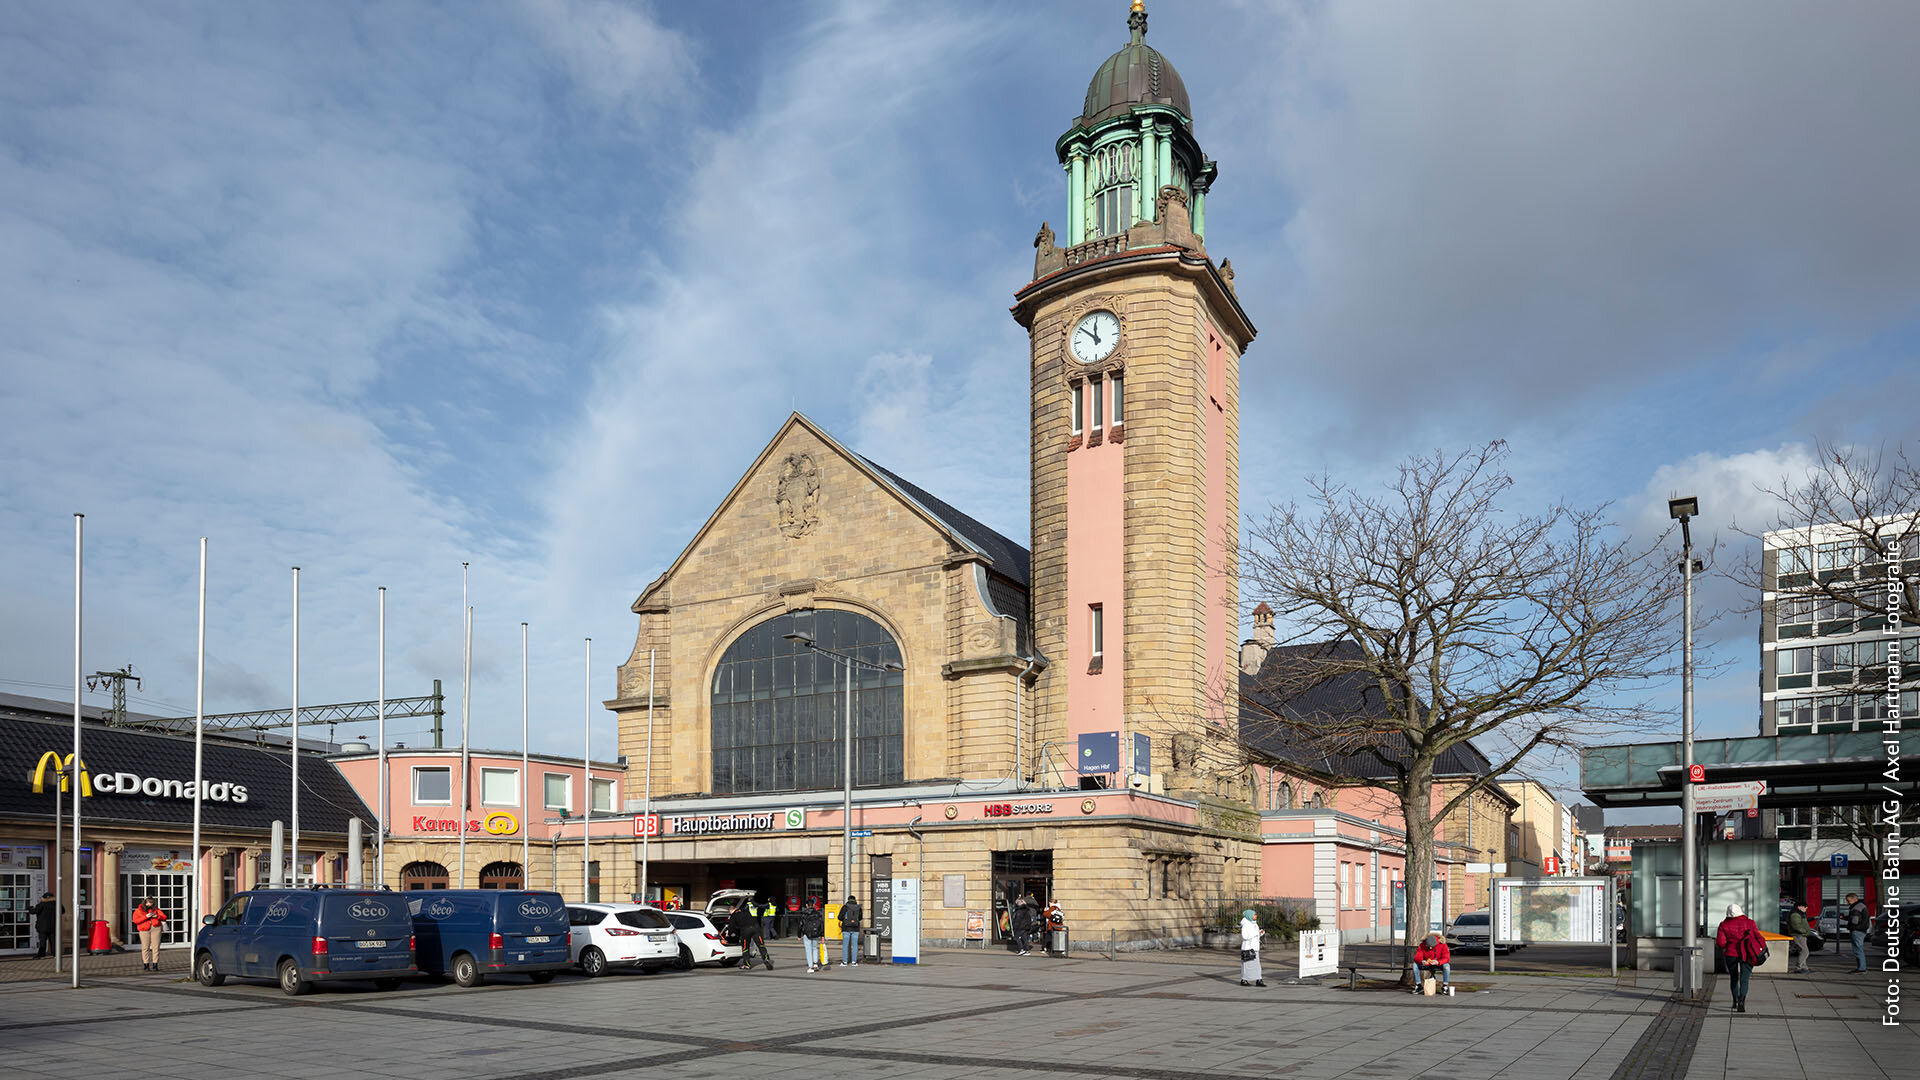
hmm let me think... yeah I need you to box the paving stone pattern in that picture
[1,943,1908,1079]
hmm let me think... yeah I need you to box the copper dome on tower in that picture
[1079,1,1191,129]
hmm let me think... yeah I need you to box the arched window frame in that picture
[1089,138,1137,239]
[709,608,905,795]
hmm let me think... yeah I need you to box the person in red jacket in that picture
[131,897,167,972]
[1414,932,1451,994]
[1715,903,1766,1013]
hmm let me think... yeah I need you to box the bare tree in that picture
[1240,442,1682,982]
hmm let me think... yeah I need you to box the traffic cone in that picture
[88,918,111,954]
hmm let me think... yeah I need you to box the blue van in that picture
[409,889,570,987]
[195,887,416,996]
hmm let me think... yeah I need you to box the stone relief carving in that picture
[775,452,821,538]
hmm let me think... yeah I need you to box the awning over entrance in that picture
[1580,730,1919,809]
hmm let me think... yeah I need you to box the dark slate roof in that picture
[1238,639,1503,785]
[860,456,1032,588]
[0,714,371,836]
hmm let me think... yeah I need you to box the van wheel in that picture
[451,952,483,988]
[579,947,607,978]
[374,978,402,991]
[195,952,225,987]
[529,971,556,984]
[278,959,310,996]
[674,944,694,972]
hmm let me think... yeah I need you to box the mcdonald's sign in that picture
[30,751,92,797]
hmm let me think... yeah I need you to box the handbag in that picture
[1240,948,1256,962]
[1755,945,1770,966]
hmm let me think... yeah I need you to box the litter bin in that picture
[863,933,882,961]
[1048,928,1069,956]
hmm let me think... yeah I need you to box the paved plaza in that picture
[1,942,1908,1080]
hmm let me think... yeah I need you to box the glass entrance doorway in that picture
[1,868,48,954]
[121,871,191,948]
[990,850,1052,944]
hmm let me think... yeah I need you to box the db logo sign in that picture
[633,814,660,838]
[1687,764,1706,783]
[482,811,519,836]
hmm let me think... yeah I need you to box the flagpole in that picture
[458,591,471,885]
[70,513,83,988]
[582,637,592,902]
[521,622,530,884]
[641,649,654,903]
[377,586,387,886]
[290,567,300,885]
[191,538,206,933]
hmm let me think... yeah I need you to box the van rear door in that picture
[495,892,569,965]
[320,893,413,974]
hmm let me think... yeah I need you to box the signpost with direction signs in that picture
[1691,781,1767,814]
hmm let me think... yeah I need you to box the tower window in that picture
[1090,604,1104,658]
[1090,379,1104,432]
[1091,141,1137,239]
[1070,383,1083,435]
[1110,376,1124,427]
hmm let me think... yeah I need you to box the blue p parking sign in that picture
[1830,853,1848,874]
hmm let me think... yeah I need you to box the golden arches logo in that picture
[482,811,519,836]
[30,752,92,796]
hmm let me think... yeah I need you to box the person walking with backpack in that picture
[840,894,863,966]
[1716,903,1767,1013]
[1784,901,1814,974]
[799,898,826,973]
[131,896,167,971]
[1844,893,1870,973]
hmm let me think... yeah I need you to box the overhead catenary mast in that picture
[191,539,207,932]
[290,566,300,884]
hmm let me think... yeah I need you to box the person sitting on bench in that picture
[1414,932,1451,994]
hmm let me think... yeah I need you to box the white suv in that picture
[665,909,742,969]
[566,903,680,977]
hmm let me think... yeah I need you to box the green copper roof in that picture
[1079,8,1191,129]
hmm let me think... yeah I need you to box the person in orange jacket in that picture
[131,897,167,972]
[1414,932,1452,994]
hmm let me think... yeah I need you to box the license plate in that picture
[649,934,669,943]
[525,935,550,944]
[357,940,387,949]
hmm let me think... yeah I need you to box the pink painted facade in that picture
[331,749,626,843]
[1259,808,1408,942]
[1065,389,1126,754]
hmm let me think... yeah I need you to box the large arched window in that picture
[401,861,449,890]
[711,609,904,794]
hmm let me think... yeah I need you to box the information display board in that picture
[1492,876,1611,946]
[890,878,920,964]
[1297,930,1339,978]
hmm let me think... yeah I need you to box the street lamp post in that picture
[1669,495,1701,996]
[784,630,903,919]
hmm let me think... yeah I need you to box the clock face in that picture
[1070,310,1120,364]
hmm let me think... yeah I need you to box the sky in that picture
[3,1,1917,820]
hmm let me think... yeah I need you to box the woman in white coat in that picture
[1240,909,1266,987]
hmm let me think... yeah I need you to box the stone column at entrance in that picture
[207,848,231,909]
[239,847,260,892]
[100,842,124,947]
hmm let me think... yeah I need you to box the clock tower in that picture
[1013,1,1255,798]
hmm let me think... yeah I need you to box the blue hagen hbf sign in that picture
[1077,731,1119,774]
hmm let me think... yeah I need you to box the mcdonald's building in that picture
[0,692,369,957]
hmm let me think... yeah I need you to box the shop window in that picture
[401,861,450,891]
[544,772,571,811]
[478,861,523,890]
[591,777,616,813]
[480,767,519,807]
[413,766,452,805]
[709,608,905,795]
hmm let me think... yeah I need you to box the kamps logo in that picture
[518,898,553,919]
[347,901,390,921]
